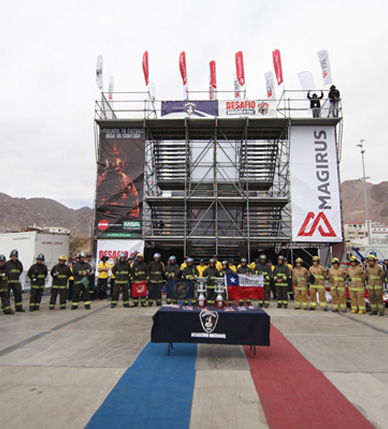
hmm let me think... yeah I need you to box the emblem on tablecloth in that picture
[199,310,219,333]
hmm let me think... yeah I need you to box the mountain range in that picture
[0,179,387,239]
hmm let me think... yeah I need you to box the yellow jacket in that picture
[98,262,110,279]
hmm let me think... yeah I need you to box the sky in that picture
[0,0,387,209]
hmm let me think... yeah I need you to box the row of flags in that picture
[96,49,333,101]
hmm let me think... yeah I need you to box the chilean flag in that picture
[131,281,148,298]
[226,274,264,300]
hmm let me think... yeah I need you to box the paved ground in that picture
[0,295,387,428]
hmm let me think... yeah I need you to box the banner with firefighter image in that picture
[94,128,145,238]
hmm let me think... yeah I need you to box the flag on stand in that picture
[96,55,103,90]
[142,51,149,86]
[179,51,188,100]
[264,71,275,99]
[226,273,264,300]
[209,60,216,100]
[235,51,245,86]
[131,281,148,298]
[167,279,195,300]
[317,49,332,86]
[272,49,283,85]
[108,75,114,101]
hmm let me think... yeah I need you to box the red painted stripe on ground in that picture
[244,327,373,429]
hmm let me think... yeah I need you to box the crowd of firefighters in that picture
[0,249,387,317]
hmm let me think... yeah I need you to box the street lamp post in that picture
[357,139,371,245]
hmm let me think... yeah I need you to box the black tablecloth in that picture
[151,306,270,346]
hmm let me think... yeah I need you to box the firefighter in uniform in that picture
[180,256,188,272]
[219,261,234,306]
[196,259,208,278]
[181,257,198,305]
[50,255,72,310]
[71,252,92,310]
[228,260,237,273]
[329,258,347,313]
[6,249,25,312]
[213,255,222,272]
[27,254,48,311]
[0,255,13,314]
[347,256,366,314]
[203,259,220,305]
[147,253,165,306]
[111,252,130,308]
[365,255,385,316]
[131,253,147,307]
[292,258,309,310]
[236,258,252,306]
[273,256,290,308]
[254,254,271,308]
[308,256,328,311]
[165,255,181,304]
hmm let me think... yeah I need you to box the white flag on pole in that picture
[96,55,103,90]
[317,50,332,86]
[108,75,114,102]
[297,71,315,92]
[264,71,275,99]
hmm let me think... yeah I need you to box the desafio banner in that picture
[290,126,343,243]
[94,128,145,238]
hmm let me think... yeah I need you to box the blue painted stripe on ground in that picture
[85,342,198,429]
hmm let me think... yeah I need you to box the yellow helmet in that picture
[312,256,320,262]
[295,258,303,263]
[367,254,377,261]
[349,256,358,263]
[332,257,340,264]
[58,255,67,261]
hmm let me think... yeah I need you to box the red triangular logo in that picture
[297,212,336,237]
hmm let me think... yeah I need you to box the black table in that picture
[151,306,270,355]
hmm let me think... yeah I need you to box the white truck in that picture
[0,231,70,290]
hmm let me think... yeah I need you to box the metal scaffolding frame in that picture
[141,117,291,261]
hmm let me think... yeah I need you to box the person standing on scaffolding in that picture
[328,85,341,117]
[307,91,324,118]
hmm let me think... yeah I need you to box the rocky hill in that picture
[0,193,93,237]
[0,180,386,239]
[340,180,388,224]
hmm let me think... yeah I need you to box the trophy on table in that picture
[196,277,207,309]
[214,277,226,309]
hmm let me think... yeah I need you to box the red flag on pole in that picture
[142,51,149,86]
[235,51,245,86]
[272,49,283,85]
[209,60,217,89]
[179,51,188,85]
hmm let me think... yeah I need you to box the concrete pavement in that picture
[0,295,387,428]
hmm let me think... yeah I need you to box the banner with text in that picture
[94,128,145,238]
[96,239,144,267]
[290,126,342,243]
[161,100,276,118]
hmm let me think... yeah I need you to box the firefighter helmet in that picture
[187,257,194,264]
[58,255,67,261]
[168,255,176,262]
[137,253,143,259]
[222,260,228,266]
[153,253,161,260]
[332,257,340,265]
[295,257,303,263]
[37,253,45,261]
[119,252,126,259]
[278,255,285,261]
[349,256,358,263]
[259,254,267,260]
[209,259,215,264]
[10,249,18,257]
[312,256,320,262]
[241,258,247,263]
[0,255,6,262]
[367,254,377,261]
